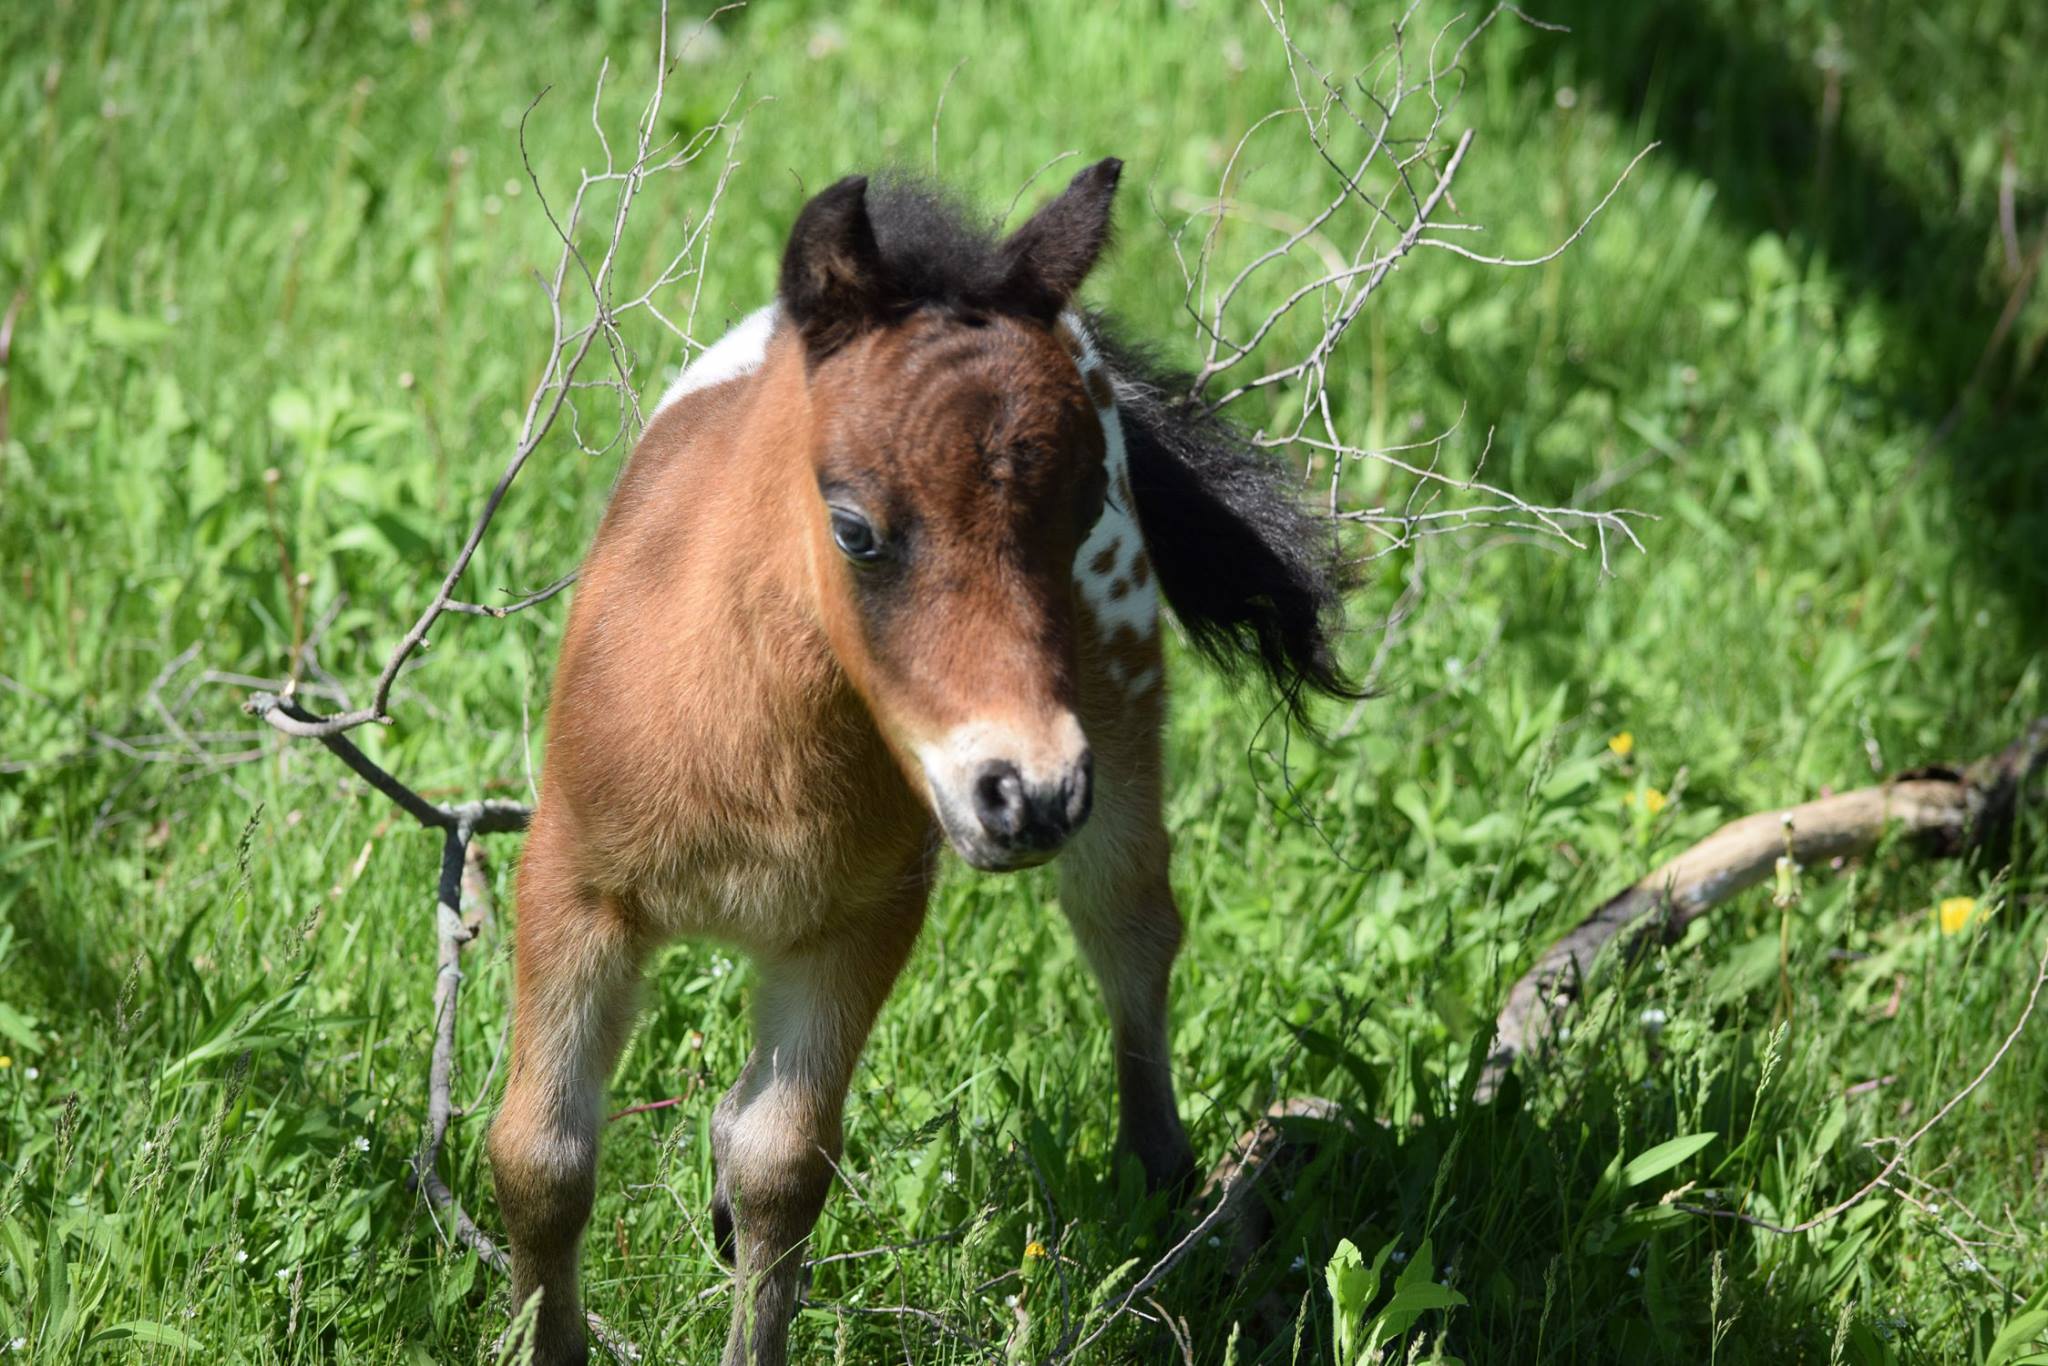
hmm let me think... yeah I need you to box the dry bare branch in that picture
[190,11,749,1361]
[1167,2,1655,580]
[248,4,751,744]
[1478,716,2048,1102]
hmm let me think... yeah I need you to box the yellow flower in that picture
[1608,731,1635,758]
[1024,1240,1048,1260]
[1938,896,1978,936]
[0,1056,10,1069]
[1642,788,1668,815]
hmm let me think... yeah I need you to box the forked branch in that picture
[224,10,744,1360]
[1173,1,1655,574]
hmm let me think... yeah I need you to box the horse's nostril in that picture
[1066,750,1094,827]
[973,761,1027,838]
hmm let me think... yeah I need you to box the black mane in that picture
[1091,320,1364,723]
[799,174,1364,721]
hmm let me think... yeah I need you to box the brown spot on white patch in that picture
[1108,578,1129,601]
[1083,366,1115,410]
[1129,554,1150,588]
[1053,316,1082,359]
[1089,545,1118,577]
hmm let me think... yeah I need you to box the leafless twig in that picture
[1168,2,1654,580]
[208,10,747,1361]
[247,5,750,744]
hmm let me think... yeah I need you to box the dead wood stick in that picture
[409,817,642,1362]
[413,820,509,1272]
[1476,717,2048,1103]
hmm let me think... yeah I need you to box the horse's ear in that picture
[781,175,891,360]
[998,157,1122,316]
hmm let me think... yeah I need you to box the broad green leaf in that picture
[89,1321,203,1351]
[1622,1132,1718,1188]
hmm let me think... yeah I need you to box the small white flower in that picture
[275,1267,291,1281]
[23,1067,36,1080]
[1004,1294,1019,1309]
[1960,1257,1982,1273]
[939,1168,957,1186]
[8,1338,23,1353]
[139,1139,154,1155]
[1627,1265,1641,1278]
[1555,86,1579,110]
[235,1250,249,1264]
[1558,1026,1573,1042]
[354,1135,371,1152]
[183,1306,197,1319]
[1206,1235,1221,1248]
[1390,1249,1409,1264]
[1290,1255,1306,1272]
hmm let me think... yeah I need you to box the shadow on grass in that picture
[1106,1060,1851,1365]
[1511,0,2048,649]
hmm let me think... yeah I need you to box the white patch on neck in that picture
[1062,311,1158,669]
[653,304,780,416]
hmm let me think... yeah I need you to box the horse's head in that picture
[779,161,1123,872]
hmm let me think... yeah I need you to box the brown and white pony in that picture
[488,159,1358,1365]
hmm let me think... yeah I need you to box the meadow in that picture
[3,1,2047,1361]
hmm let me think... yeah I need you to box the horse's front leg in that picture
[1056,705,1196,1197]
[712,889,926,1366]
[488,830,647,1366]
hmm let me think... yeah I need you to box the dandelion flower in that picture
[0,1056,11,1069]
[1642,788,1668,815]
[1024,1240,1048,1260]
[1937,896,1977,935]
[1608,732,1635,758]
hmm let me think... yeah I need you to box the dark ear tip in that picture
[1082,157,1123,189]
[818,173,870,205]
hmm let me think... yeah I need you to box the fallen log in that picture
[1475,717,2048,1103]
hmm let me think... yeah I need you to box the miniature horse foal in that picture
[489,160,1357,1364]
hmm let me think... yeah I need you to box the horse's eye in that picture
[829,507,883,562]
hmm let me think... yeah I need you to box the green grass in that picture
[4,1,2047,1362]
